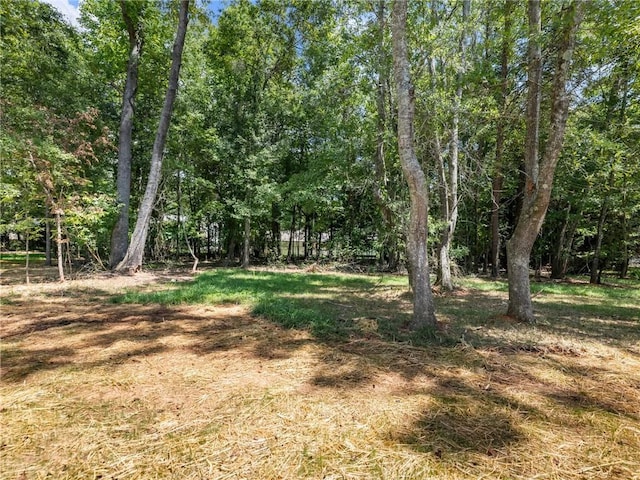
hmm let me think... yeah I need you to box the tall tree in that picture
[435,0,470,291]
[506,0,584,322]
[116,0,190,272]
[391,0,437,329]
[490,0,514,278]
[109,1,143,268]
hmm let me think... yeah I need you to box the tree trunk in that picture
[226,220,237,264]
[490,0,513,278]
[45,209,52,267]
[287,205,296,261]
[271,203,281,259]
[620,209,628,278]
[304,212,311,260]
[590,198,608,284]
[183,225,198,273]
[489,173,503,278]
[506,0,583,321]
[55,210,65,282]
[551,203,572,279]
[436,0,468,291]
[175,170,181,261]
[242,216,250,269]
[110,1,142,269]
[25,231,30,285]
[371,0,399,271]
[116,0,189,273]
[392,0,437,329]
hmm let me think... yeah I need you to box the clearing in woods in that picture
[1,263,639,479]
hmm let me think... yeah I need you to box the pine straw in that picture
[1,272,639,479]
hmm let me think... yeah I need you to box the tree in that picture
[116,0,190,272]
[433,0,470,291]
[490,0,515,278]
[391,0,437,329]
[1,0,114,279]
[109,1,144,268]
[506,0,584,322]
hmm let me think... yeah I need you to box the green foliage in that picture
[0,0,115,261]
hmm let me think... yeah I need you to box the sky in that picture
[41,0,227,28]
[41,0,81,27]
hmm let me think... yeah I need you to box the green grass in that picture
[461,275,640,303]
[114,268,640,345]
[114,269,408,340]
[0,251,46,265]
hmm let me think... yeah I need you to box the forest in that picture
[1,1,640,478]
[2,0,639,307]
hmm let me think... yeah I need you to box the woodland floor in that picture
[1,261,639,479]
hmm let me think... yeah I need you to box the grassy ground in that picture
[1,266,639,479]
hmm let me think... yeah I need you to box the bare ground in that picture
[1,268,639,479]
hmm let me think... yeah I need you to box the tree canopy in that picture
[1,0,638,323]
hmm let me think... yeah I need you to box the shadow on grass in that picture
[391,376,532,455]
[3,268,639,463]
[112,269,413,342]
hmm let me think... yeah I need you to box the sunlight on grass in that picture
[4,269,640,479]
[114,269,408,340]
[461,275,640,303]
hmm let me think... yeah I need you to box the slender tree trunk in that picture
[590,198,608,284]
[304,213,311,260]
[506,0,583,321]
[551,203,572,279]
[437,0,468,291]
[490,173,503,278]
[116,0,189,272]
[620,209,628,278]
[271,203,281,259]
[25,232,30,285]
[491,0,513,278]
[55,210,65,282]
[183,225,198,273]
[242,216,250,269]
[206,215,212,259]
[175,171,181,261]
[287,205,296,261]
[45,209,52,267]
[110,1,142,269]
[226,220,237,264]
[371,0,399,271]
[392,0,437,329]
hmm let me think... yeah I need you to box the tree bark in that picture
[110,1,142,269]
[506,0,583,321]
[490,0,513,278]
[590,196,609,284]
[436,0,468,292]
[392,0,437,329]
[551,202,572,279]
[55,209,65,282]
[175,170,182,261]
[287,205,296,261]
[371,0,399,271]
[116,0,190,273]
[25,232,30,285]
[242,216,250,269]
[45,209,52,266]
[183,224,198,273]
